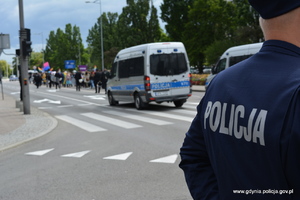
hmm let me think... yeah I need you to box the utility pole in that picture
[19,0,31,114]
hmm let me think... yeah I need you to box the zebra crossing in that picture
[54,105,197,133]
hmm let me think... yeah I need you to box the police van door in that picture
[149,48,190,99]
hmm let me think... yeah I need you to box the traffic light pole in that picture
[19,0,30,114]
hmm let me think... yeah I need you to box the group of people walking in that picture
[30,68,110,93]
[74,68,110,93]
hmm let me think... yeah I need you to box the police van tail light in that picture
[189,73,192,87]
[144,76,151,91]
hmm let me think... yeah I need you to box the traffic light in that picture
[21,28,32,57]
[22,40,32,57]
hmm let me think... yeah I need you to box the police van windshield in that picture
[150,53,188,76]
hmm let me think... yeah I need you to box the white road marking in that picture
[150,154,178,164]
[47,89,58,92]
[170,109,197,116]
[25,148,54,156]
[33,98,61,104]
[84,95,106,100]
[102,110,173,125]
[10,92,20,95]
[77,104,94,106]
[55,115,107,132]
[61,150,91,158]
[103,152,133,160]
[57,105,74,108]
[131,110,194,122]
[81,112,141,129]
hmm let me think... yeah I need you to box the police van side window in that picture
[119,60,129,78]
[110,62,117,79]
[229,55,252,67]
[129,57,144,77]
[214,58,226,74]
[150,53,188,76]
[119,57,144,78]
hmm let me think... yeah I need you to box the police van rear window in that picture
[150,53,188,76]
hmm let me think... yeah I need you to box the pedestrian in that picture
[84,71,90,88]
[179,1,300,200]
[74,70,82,91]
[101,68,110,94]
[94,69,102,93]
[55,69,62,89]
[50,71,56,88]
[34,73,42,89]
[90,71,95,89]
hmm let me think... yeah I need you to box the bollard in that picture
[19,101,23,112]
[16,100,21,109]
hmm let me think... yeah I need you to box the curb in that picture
[0,105,58,152]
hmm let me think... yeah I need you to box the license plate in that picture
[154,91,169,96]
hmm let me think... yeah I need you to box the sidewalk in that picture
[0,93,57,152]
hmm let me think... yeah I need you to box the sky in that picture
[0,0,164,65]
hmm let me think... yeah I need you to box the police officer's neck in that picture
[260,7,300,48]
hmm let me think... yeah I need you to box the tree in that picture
[160,0,194,41]
[87,12,120,69]
[0,60,12,77]
[118,0,161,47]
[44,24,85,71]
[183,0,236,67]
[87,0,161,69]
[203,0,263,66]
[232,0,263,43]
[29,52,44,69]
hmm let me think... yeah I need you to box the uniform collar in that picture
[261,40,300,57]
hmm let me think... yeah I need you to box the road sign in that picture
[64,60,76,69]
[0,34,10,49]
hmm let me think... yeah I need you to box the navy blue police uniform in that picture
[179,40,300,200]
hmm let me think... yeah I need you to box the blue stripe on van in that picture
[151,81,190,90]
[111,84,145,91]
[110,81,190,91]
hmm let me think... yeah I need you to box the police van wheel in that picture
[174,100,185,107]
[134,93,146,110]
[108,92,118,106]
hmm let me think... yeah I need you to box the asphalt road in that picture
[0,81,204,200]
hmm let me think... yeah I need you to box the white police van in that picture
[205,42,263,89]
[107,42,192,109]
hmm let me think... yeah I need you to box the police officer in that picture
[179,1,300,199]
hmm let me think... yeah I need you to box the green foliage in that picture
[86,0,161,69]
[29,52,44,68]
[44,24,85,71]
[160,0,194,41]
[161,0,262,67]
[0,60,12,77]
[204,40,236,65]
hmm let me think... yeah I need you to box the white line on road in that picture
[81,112,142,129]
[102,110,173,125]
[55,115,107,132]
[129,110,194,122]
[25,148,54,156]
[103,152,133,160]
[150,154,178,164]
[61,150,91,158]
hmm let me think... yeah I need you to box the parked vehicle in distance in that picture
[205,42,263,89]
[107,42,192,110]
[9,75,18,81]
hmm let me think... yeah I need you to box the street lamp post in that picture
[85,0,104,71]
